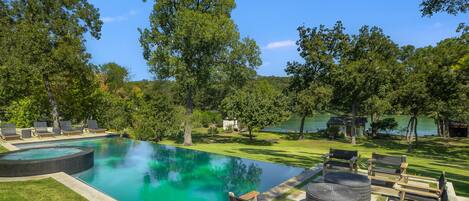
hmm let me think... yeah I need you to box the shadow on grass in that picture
[168,132,276,146]
[238,148,323,168]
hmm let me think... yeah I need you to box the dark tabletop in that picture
[324,172,371,187]
[306,183,359,201]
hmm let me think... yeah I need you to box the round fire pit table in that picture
[324,172,371,201]
[306,183,359,201]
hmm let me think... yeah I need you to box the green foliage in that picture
[140,0,261,145]
[295,84,332,117]
[95,91,132,132]
[221,82,290,140]
[5,97,49,128]
[99,63,129,94]
[0,0,102,127]
[207,126,219,135]
[132,93,182,142]
[370,118,398,134]
[420,0,468,16]
[193,110,223,128]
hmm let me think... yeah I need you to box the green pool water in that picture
[264,114,437,136]
[18,137,304,201]
[0,147,82,160]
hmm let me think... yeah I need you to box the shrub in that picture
[193,110,223,128]
[5,97,49,128]
[207,126,218,135]
[132,93,182,142]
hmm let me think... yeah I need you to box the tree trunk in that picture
[371,112,378,137]
[351,101,357,145]
[413,116,418,145]
[183,86,193,146]
[43,74,59,128]
[248,127,253,141]
[407,116,415,152]
[299,115,306,140]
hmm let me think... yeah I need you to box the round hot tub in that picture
[0,146,93,177]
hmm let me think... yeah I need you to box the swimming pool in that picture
[17,137,305,201]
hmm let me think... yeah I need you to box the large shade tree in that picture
[0,0,102,128]
[331,25,400,144]
[140,0,261,145]
[286,22,348,138]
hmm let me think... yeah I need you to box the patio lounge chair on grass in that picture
[228,191,259,201]
[86,120,107,134]
[322,148,358,175]
[368,153,408,184]
[60,121,83,136]
[0,123,21,140]
[394,172,447,201]
[33,121,55,138]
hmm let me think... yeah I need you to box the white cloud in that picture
[265,40,296,50]
[101,10,138,23]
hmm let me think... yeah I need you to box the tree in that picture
[0,0,102,128]
[132,93,182,142]
[221,82,290,141]
[140,0,261,145]
[420,0,468,34]
[99,63,129,94]
[294,84,332,139]
[331,25,400,144]
[420,0,468,16]
[286,21,348,138]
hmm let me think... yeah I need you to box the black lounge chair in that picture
[322,148,358,175]
[0,123,21,140]
[33,121,55,138]
[60,121,83,136]
[86,120,107,134]
[368,153,408,184]
[394,172,447,201]
[228,191,259,201]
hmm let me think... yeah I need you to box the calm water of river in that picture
[263,114,437,136]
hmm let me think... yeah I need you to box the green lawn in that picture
[161,128,469,197]
[0,178,86,201]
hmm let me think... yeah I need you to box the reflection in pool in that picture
[18,137,304,201]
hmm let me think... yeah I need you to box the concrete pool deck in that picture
[0,133,118,201]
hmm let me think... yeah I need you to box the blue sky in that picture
[86,0,468,81]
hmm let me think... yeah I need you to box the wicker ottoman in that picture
[306,183,359,201]
[324,172,371,201]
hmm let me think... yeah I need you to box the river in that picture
[263,114,437,136]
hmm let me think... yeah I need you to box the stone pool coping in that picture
[0,133,117,201]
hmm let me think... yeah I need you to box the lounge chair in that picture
[86,120,107,134]
[322,148,358,175]
[228,191,259,201]
[394,172,447,201]
[0,123,21,140]
[60,121,83,136]
[368,153,408,184]
[33,121,55,138]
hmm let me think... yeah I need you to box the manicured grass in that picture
[0,178,86,201]
[161,128,469,197]
[0,145,8,153]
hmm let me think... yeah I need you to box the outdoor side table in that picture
[306,183,359,201]
[324,172,371,201]
[20,129,32,138]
